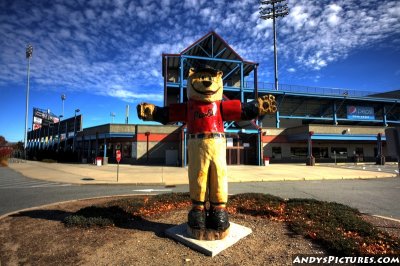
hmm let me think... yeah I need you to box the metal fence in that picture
[245,81,377,98]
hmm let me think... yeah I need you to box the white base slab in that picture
[165,222,252,257]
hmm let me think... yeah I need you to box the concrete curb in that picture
[0,194,152,221]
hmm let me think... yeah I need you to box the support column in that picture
[257,129,262,166]
[383,106,387,126]
[306,131,315,166]
[179,57,185,103]
[64,122,68,152]
[376,133,385,165]
[275,110,280,128]
[333,101,338,125]
[87,138,91,162]
[103,138,108,165]
[184,128,187,167]
[254,64,260,127]
[163,55,168,107]
[240,63,244,103]
[95,133,99,158]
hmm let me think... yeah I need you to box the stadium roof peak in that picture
[162,31,257,78]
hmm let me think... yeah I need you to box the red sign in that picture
[116,150,121,163]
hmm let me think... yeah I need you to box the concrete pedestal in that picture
[165,222,252,257]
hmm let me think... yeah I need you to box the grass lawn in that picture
[64,193,400,256]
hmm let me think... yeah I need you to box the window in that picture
[122,143,131,158]
[331,147,347,158]
[290,147,308,158]
[312,147,329,158]
[272,147,282,159]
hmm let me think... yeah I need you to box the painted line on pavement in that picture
[372,215,400,223]
[132,188,173,193]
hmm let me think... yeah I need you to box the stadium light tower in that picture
[259,0,289,90]
[24,44,33,157]
[110,112,116,123]
[73,109,80,153]
[61,94,66,117]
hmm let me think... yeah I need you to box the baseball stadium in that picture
[26,32,400,166]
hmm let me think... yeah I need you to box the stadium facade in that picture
[27,32,400,165]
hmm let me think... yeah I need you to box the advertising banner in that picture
[32,108,60,130]
[347,106,375,120]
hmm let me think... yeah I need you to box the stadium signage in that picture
[32,108,60,129]
[347,106,375,120]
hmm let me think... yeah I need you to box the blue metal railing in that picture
[168,80,385,98]
[244,81,378,98]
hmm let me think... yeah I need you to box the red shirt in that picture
[169,99,242,134]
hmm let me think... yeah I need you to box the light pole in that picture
[24,44,33,159]
[61,94,66,117]
[110,112,116,123]
[57,115,63,150]
[73,109,80,153]
[259,0,289,91]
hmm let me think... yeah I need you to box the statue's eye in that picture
[201,76,205,79]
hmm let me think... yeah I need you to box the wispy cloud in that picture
[0,0,399,101]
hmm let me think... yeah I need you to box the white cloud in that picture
[0,0,399,102]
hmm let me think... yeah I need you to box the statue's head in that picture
[187,65,223,103]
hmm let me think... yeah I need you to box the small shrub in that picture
[0,146,12,167]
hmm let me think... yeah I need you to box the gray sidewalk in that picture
[7,160,397,185]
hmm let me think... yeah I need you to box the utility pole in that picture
[24,44,33,159]
[259,0,289,91]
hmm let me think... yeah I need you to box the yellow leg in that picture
[188,138,228,204]
[188,139,209,202]
[209,138,228,204]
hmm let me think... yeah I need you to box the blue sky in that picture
[0,0,399,142]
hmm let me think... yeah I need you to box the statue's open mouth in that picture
[192,86,218,96]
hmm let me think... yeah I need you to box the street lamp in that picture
[259,0,289,91]
[73,109,80,153]
[61,94,66,117]
[24,44,33,159]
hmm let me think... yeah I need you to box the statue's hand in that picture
[137,103,156,121]
[258,95,277,115]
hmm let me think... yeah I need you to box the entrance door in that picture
[226,134,257,165]
[355,147,364,162]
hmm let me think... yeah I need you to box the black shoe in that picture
[188,208,206,229]
[207,207,230,231]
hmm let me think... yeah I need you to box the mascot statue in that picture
[137,65,277,240]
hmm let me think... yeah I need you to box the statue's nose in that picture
[202,81,212,87]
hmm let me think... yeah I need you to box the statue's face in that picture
[187,68,223,103]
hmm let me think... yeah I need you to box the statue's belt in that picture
[188,133,225,139]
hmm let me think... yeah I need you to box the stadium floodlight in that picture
[110,112,116,123]
[73,109,80,153]
[259,0,289,91]
[24,44,33,159]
